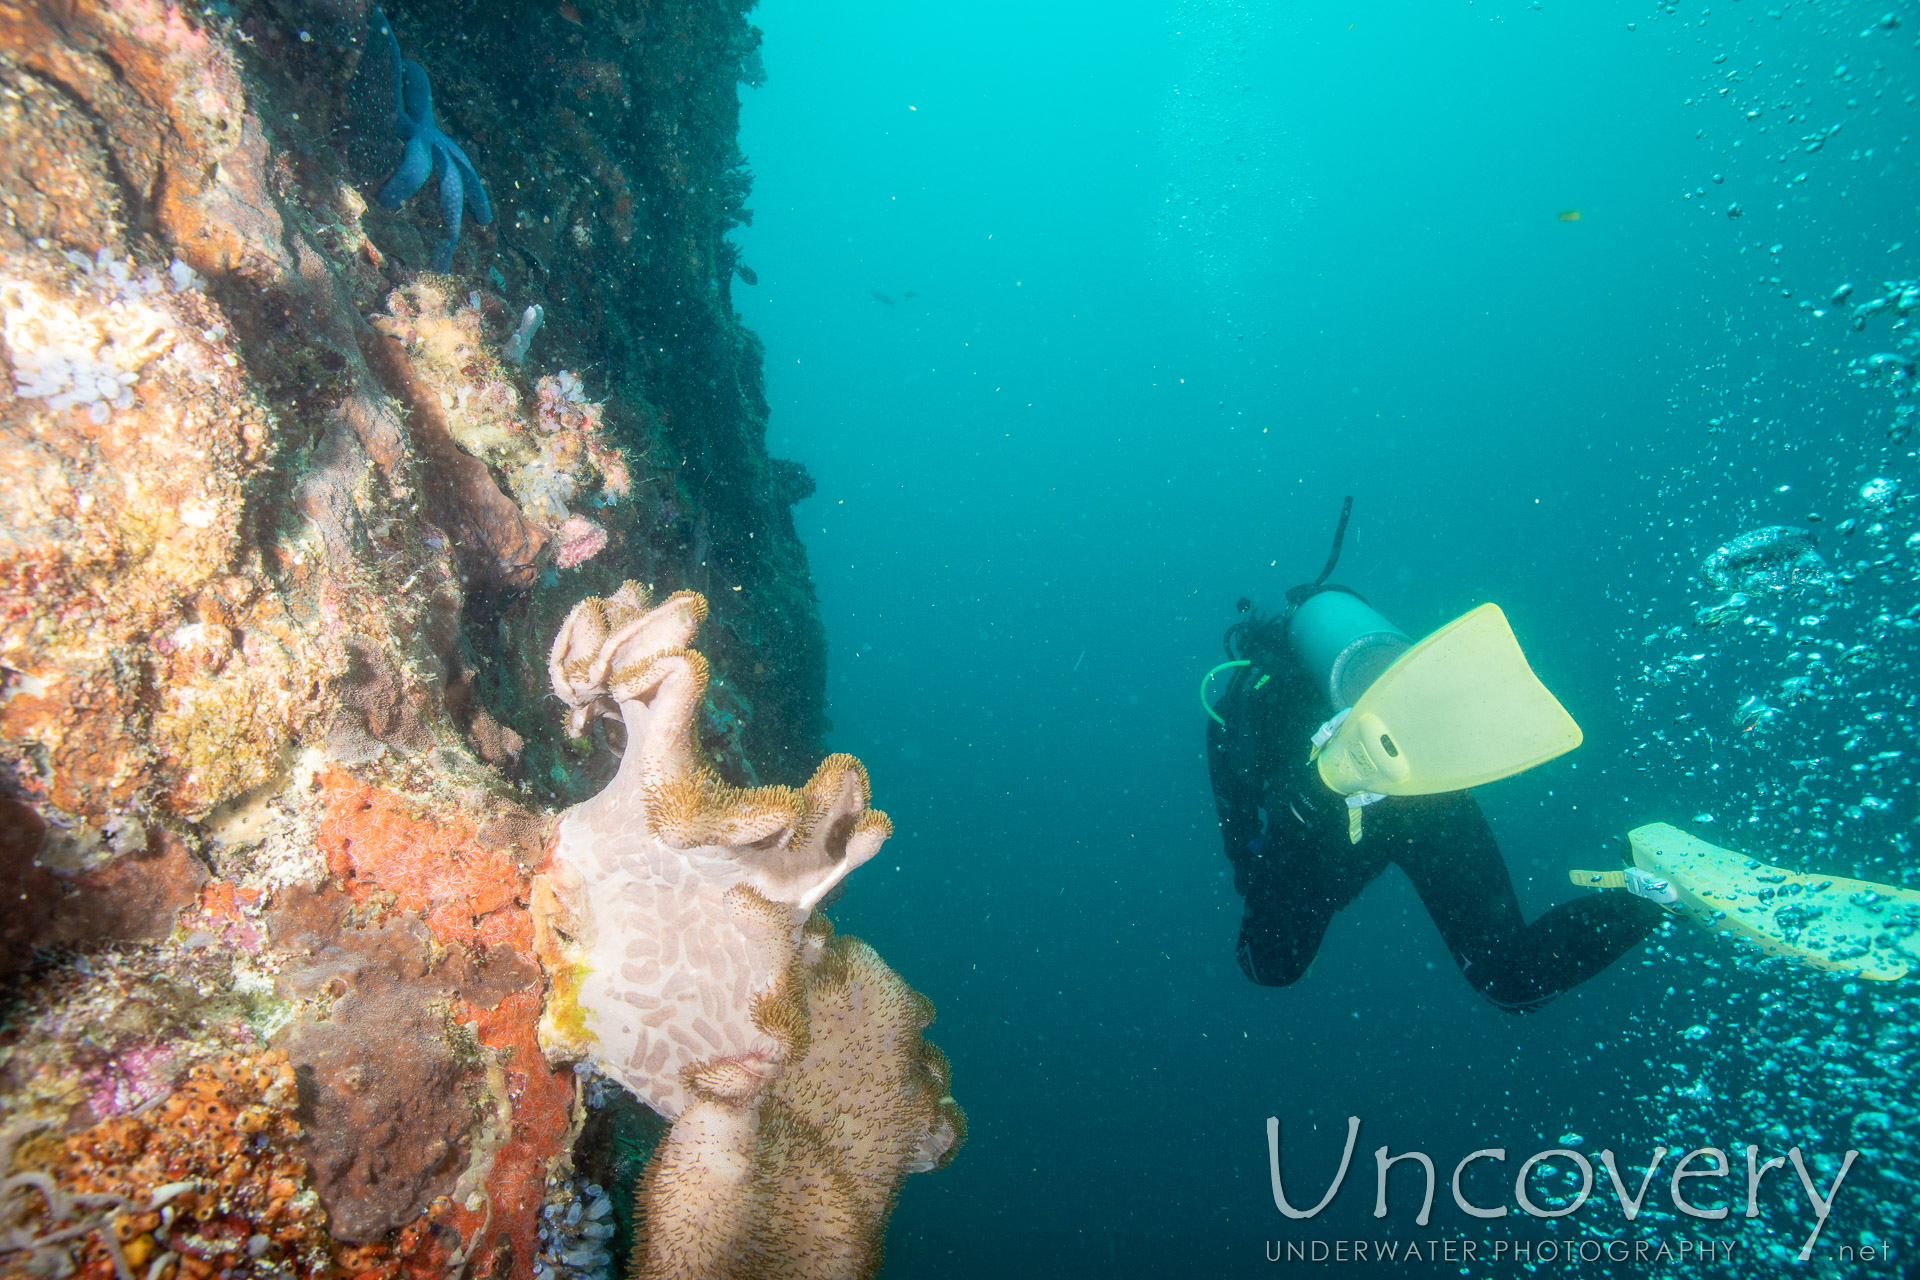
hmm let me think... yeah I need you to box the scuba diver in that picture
[1204,499,1920,1007]
[1204,500,1672,1012]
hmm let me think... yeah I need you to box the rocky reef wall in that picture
[0,1,911,1277]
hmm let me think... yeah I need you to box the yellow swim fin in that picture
[1573,823,1920,982]
[1315,603,1582,798]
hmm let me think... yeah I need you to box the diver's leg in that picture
[1474,894,1664,1011]
[1389,795,1664,1012]
[1235,839,1381,987]
[1236,875,1328,987]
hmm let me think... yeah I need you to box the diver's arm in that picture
[1206,684,1267,869]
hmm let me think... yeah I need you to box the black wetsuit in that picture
[1206,661,1662,1012]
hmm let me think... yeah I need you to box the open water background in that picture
[731,1,1919,1273]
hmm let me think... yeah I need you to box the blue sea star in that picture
[371,6,493,271]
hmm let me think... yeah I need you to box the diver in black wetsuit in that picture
[1205,508,1667,1013]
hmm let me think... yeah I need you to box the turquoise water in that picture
[735,1,1916,1274]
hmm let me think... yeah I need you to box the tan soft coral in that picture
[633,921,964,1280]
[532,584,962,1279]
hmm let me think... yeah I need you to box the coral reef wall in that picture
[336,0,827,788]
[320,0,824,788]
[0,0,869,1276]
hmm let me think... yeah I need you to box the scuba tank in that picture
[1201,497,1404,724]
[1280,497,1411,710]
[1206,498,1582,844]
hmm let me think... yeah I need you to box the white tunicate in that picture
[10,339,142,423]
[4,256,189,424]
[168,258,203,292]
[504,303,545,365]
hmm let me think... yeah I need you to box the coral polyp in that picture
[1,1053,330,1280]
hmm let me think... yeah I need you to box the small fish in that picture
[872,290,896,307]
[1694,592,1750,629]
[1735,696,1781,735]
[736,263,758,286]
[1558,209,1583,222]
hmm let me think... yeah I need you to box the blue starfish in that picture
[371,6,492,272]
